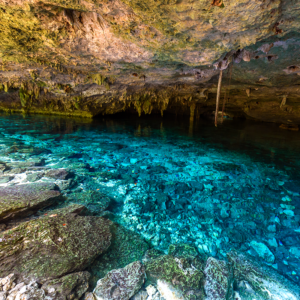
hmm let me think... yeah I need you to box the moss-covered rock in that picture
[145,255,204,293]
[93,261,146,300]
[168,244,198,260]
[88,223,149,287]
[0,182,63,222]
[0,213,112,283]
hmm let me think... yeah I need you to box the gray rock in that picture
[0,183,63,222]
[249,241,275,263]
[228,251,300,300]
[204,257,233,300]
[45,169,71,180]
[42,271,90,300]
[0,211,112,283]
[93,261,146,300]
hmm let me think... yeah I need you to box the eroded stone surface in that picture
[0,182,62,222]
[0,1,300,123]
[228,251,300,300]
[0,212,112,282]
[93,261,146,300]
[204,257,232,300]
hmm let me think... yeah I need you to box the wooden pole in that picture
[215,70,223,127]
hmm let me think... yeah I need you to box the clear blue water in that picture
[1,112,300,284]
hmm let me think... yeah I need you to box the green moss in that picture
[0,5,61,63]
[145,255,203,291]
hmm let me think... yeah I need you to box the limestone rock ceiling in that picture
[0,0,300,122]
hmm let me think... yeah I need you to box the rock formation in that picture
[0,0,300,124]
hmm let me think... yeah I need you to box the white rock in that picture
[157,280,184,300]
[0,292,6,300]
[146,285,157,297]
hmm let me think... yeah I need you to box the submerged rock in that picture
[0,212,112,282]
[248,241,275,263]
[228,251,300,300]
[68,191,111,215]
[93,261,146,300]
[88,223,149,288]
[0,182,62,222]
[45,169,72,180]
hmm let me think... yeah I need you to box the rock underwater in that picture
[0,182,63,222]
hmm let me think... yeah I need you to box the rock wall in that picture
[0,0,300,124]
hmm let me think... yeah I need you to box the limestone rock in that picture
[45,169,71,180]
[157,280,184,300]
[248,241,275,263]
[0,182,62,222]
[130,289,148,300]
[93,261,146,300]
[0,213,112,282]
[69,191,111,215]
[88,223,149,287]
[204,257,233,300]
[84,292,96,300]
[145,255,204,294]
[228,251,300,300]
[42,271,90,300]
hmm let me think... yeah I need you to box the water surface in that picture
[1,112,300,283]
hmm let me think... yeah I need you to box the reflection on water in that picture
[0,112,300,284]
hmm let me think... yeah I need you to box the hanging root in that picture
[215,70,223,127]
[222,62,233,117]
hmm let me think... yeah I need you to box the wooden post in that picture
[215,70,223,127]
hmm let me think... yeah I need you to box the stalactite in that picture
[215,70,223,127]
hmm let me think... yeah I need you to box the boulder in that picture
[204,257,233,300]
[0,182,63,222]
[228,251,300,300]
[0,213,112,282]
[93,261,146,300]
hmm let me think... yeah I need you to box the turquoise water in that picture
[1,113,300,284]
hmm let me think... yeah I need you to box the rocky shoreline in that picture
[0,162,300,300]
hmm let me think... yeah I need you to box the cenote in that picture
[0,111,300,299]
